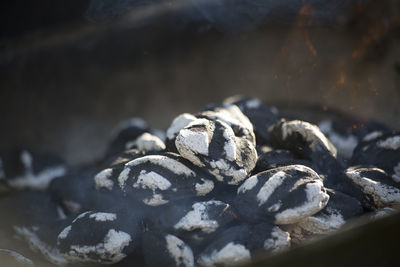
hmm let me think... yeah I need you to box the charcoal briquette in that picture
[197,223,290,267]
[57,211,138,264]
[142,231,194,267]
[253,148,312,174]
[0,149,66,191]
[345,166,400,210]
[283,189,363,243]
[351,132,400,179]
[116,153,216,206]
[268,119,347,189]
[175,118,257,185]
[234,165,329,224]
[223,96,279,144]
[106,117,165,157]
[197,104,256,145]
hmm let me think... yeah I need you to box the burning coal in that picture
[0,95,399,266]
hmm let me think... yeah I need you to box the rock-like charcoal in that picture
[350,132,400,179]
[197,104,256,145]
[253,148,312,174]
[125,132,166,152]
[0,249,34,267]
[234,165,329,224]
[166,113,198,153]
[318,118,390,159]
[95,148,147,192]
[115,153,216,206]
[223,96,279,144]
[345,166,400,210]
[57,211,139,264]
[282,189,363,244]
[268,119,349,190]
[106,117,165,157]
[142,231,194,267]
[197,223,290,267]
[1,95,399,267]
[154,200,237,247]
[0,149,66,191]
[50,166,129,215]
[175,118,257,185]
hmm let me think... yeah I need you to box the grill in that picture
[1,1,399,266]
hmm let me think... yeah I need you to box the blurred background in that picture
[1,0,399,165]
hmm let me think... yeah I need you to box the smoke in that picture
[85,0,372,33]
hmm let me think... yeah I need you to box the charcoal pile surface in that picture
[0,96,399,267]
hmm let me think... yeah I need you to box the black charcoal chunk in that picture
[223,96,279,144]
[234,165,329,224]
[345,166,400,210]
[0,148,66,191]
[253,148,312,174]
[125,132,166,152]
[142,232,194,267]
[175,118,257,185]
[318,119,390,159]
[197,104,256,145]
[166,113,198,153]
[0,249,34,267]
[116,153,216,206]
[57,211,138,264]
[283,189,362,243]
[94,149,146,192]
[268,119,346,189]
[197,223,290,267]
[351,132,400,179]
[155,200,236,246]
[50,163,145,216]
[106,117,165,157]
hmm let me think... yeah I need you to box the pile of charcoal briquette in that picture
[0,96,399,267]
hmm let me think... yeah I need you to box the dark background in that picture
[0,2,399,267]
[1,0,399,165]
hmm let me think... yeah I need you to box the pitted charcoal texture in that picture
[223,96,279,144]
[345,166,400,210]
[234,165,329,224]
[175,118,257,185]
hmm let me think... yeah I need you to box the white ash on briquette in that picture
[0,95,399,267]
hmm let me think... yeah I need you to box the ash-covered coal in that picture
[0,95,399,267]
